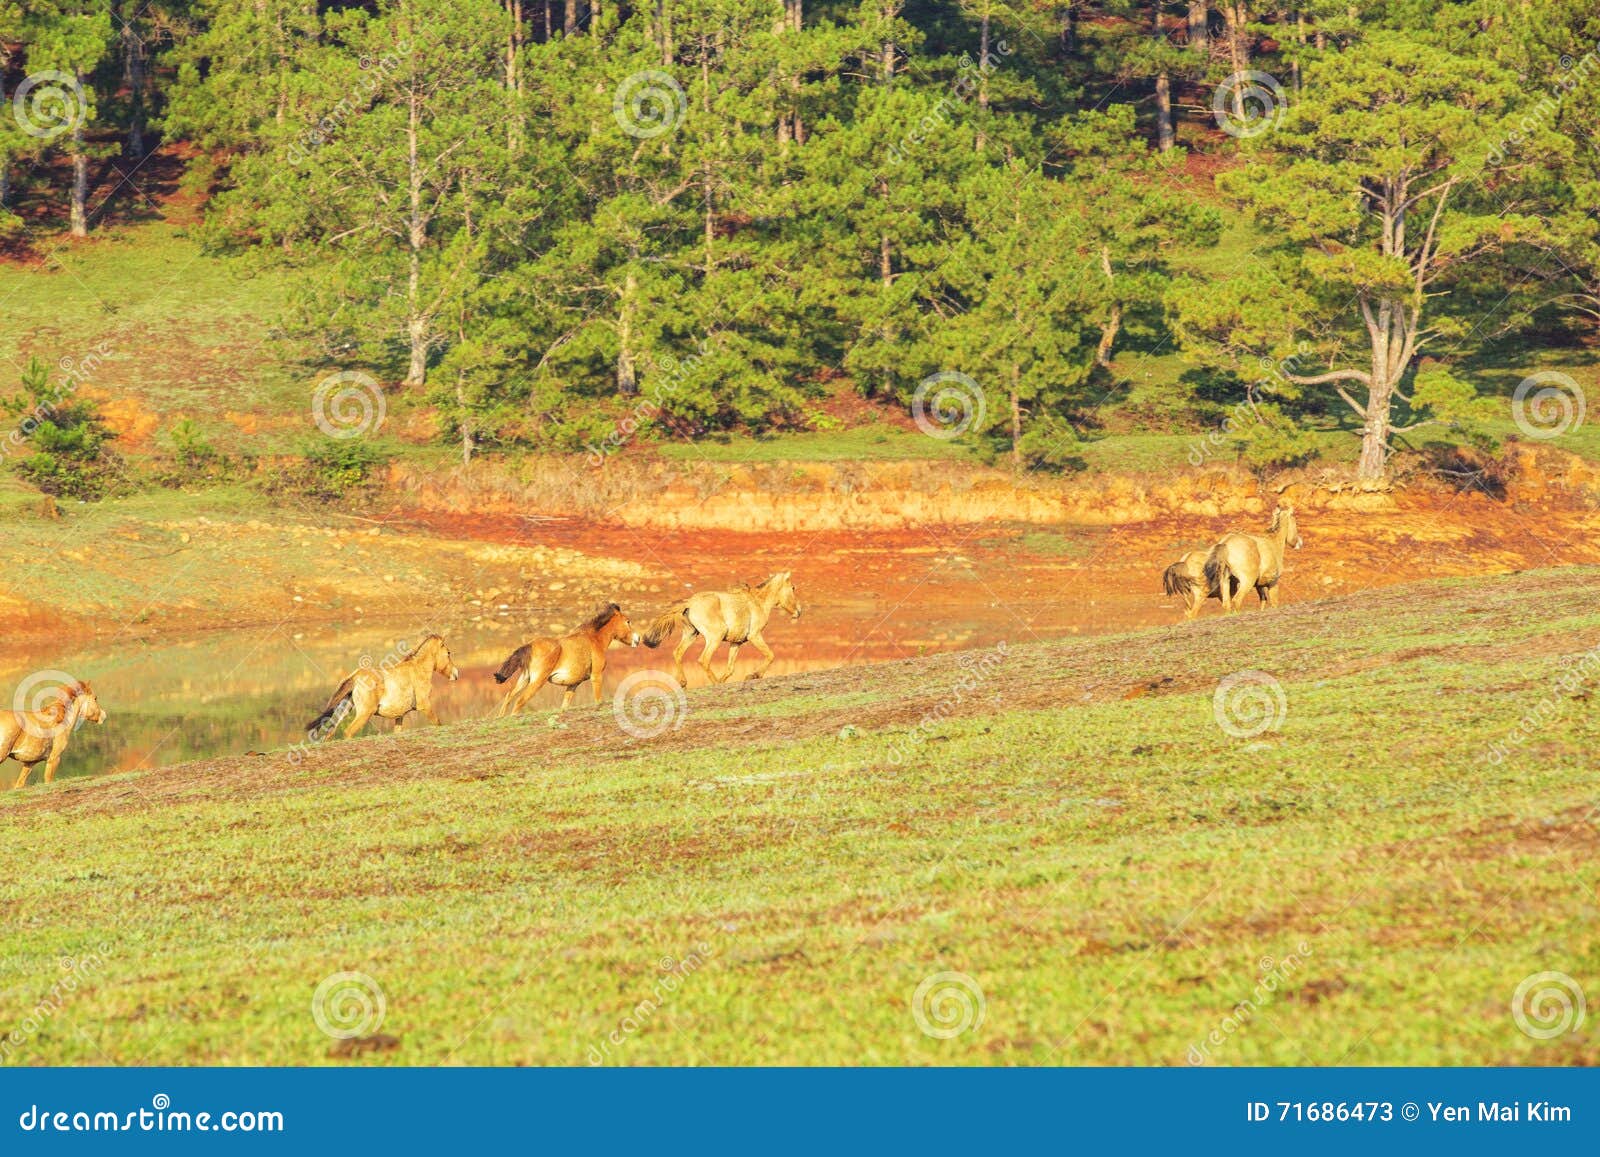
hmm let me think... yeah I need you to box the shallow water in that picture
[0,600,1037,785]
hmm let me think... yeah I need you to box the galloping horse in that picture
[1203,503,1303,613]
[1,679,107,788]
[1161,549,1216,620]
[307,634,460,739]
[492,603,640,716]
[640,572,802,687]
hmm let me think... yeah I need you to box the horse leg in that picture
[717,643,741,683]
[43,740,64,783]
[496,673,527,718]
[419,699,441,725]
[1184,587,1201,619]
[748,633,776,679]
[697,630,726,684]
[671,631,697,688]
[12,761,32,790]
[510,661,557,715]
[561,688,576,710]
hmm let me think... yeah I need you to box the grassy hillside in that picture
[2,567,1596,1065]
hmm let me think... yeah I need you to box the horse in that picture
[639,572,802,687]
[1,679,107,788]
[306,634,460,739]
[1161,549,1216,619]
[492,603,641,717]
[1203,503,1303,613]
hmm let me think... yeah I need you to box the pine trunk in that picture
[1188,1,1208,51]
[1224,3,1249,118]
[1155,71,1174,151]
[123,19,146,159]
[70,115,89,238]
[1010,377,1022,470]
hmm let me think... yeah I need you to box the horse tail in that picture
[639,603,691,648]
[307,674,358,733]
[493,644,532,685]
[1202,550,1228,599]
[1162,562,1192,597]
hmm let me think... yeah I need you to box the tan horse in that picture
[1203,503,1303,613]
[1,679,107,788]
[1162,549,1216,619]
[492,603,641,716]
[306,634,460,739]
[640,572,802,686]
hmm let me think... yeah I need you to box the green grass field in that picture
[2,567,1595,1066]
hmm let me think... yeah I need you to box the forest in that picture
[3,0,1598,480]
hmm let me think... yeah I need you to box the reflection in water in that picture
[1,604,1017,784]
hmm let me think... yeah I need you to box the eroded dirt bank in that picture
[2,445,1596,647]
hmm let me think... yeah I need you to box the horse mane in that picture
[402,634,443,657]
[578,602,622,632]
[37,681,88,721]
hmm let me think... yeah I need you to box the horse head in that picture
[424,636,460,681]
[1269,504,1303,550]
[588,603,639,647]
[772,571,801,619]
[69,680,107,727]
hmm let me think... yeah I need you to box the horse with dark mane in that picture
[1203,504,1303,613]
[492,603,641,716]
[307,634,460,738]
